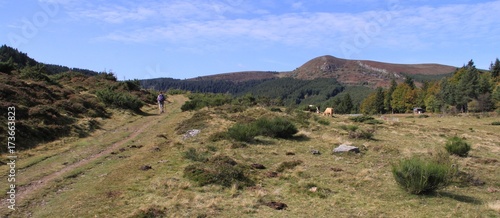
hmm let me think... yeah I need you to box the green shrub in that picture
[445,137,471,157]
[227,117,298,142]
[254,117,298,139]
[95,88,143,111]
[392,156,452,194]
[183,155,254,188]
[276,160,303,172]
[491,121,500,125]
[227,123,260,142]
[181,93,232,111]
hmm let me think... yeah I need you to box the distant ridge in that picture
[188,71,279,83]
[285,55,457,87]
[186,55,457,87]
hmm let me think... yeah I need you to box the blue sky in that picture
[1,0,499,80]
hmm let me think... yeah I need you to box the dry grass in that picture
[1,100,499,217]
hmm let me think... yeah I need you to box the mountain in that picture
[284,55,456,87]
[183,55,457,88]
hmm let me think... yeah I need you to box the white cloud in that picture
[83,0,500,54]
[78,5,156,23]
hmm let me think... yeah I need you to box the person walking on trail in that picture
[157,91,166,113]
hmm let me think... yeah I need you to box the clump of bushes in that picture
[227,117,298,142]
[392,156,453,194]
[95,88,143,111]
[445,136,471,157]
[181,93,232,111]
[491,121,500,125]
[183,155,254,188]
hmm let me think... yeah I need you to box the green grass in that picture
[1,98,499,217]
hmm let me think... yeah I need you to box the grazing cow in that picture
[323,107,333,116]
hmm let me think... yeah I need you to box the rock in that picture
[251,163,266,169]
[140,165,152,171]
[183,129,201,140]
[309,187,318,192]
[311,149,321,155]
[333,144,360,153]
[265,201,288,210]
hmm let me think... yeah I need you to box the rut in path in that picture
[2,110,162,212]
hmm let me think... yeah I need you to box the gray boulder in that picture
[333,144,360,153]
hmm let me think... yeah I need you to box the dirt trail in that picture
[1,95,186,216]
[0,96,187,217]
[14,119,154,204]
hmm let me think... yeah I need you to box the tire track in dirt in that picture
[1,111,160,214]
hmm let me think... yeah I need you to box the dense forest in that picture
[360,60,500,114]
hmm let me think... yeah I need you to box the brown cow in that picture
[323,107,333,116]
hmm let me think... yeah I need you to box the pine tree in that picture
[375,87,385,114]
[490,58,500,79]
[384,79,397,113]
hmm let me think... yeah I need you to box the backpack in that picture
[157,94,165,102]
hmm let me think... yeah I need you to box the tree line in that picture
[360,59,500,114]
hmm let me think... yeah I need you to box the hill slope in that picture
[1,96,499,217]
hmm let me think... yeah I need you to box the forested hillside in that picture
[0,45,99,76]
[360,60,500,114]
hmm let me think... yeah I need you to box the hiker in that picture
[157,91,166,113]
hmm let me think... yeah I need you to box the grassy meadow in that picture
[1,94,499,217]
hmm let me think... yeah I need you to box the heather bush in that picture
[227,117,298,142]
[95,88,143,111]
[445,136,471,157]
[392,156,452,194]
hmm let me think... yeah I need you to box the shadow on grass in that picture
[433,191,482,205]
[292,134,310,142]
[136,110,158,117]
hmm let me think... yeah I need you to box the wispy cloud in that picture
[63,0,500,53]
